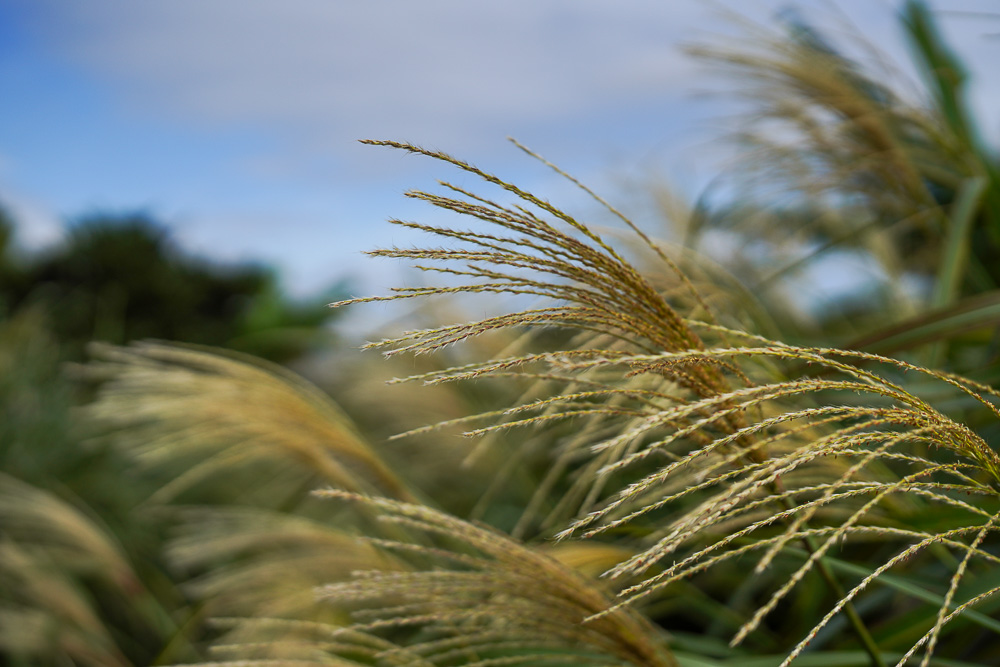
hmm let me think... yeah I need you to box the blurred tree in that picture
[0,207,23,312]
[0,210,341,362]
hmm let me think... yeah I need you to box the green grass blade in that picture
[784,547,1000,636]
[721,650,985,667]
[845,290,1000,355]
[931,177,987,309]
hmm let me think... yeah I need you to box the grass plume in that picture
[329,140,1000,666]
[82,341,417,504]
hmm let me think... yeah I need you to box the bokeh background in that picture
[3,1,996,306]
[3,2,1000,665]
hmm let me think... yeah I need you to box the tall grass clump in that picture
[52,3,1000,665]
[318,138,1000,667]
[75,130,1000,665]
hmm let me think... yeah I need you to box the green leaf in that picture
[845,290,1000,354]
[784,547,1000,636]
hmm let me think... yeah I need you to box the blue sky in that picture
[1,1,998,304]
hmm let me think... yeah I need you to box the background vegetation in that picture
[1,2,999,666]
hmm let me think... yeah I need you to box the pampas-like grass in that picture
[0,473,136,667]
[314,490,677,667]
[83,341,417,504]
[72,136,1000,666]
[326,140,1000,667]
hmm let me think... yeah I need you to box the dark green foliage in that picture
[0,210,339,362]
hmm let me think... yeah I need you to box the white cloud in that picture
[9,0,998,300]
[0,154,63,250]
[25,1,736,161]
[20,0,997,164]
[0,190,64,251]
